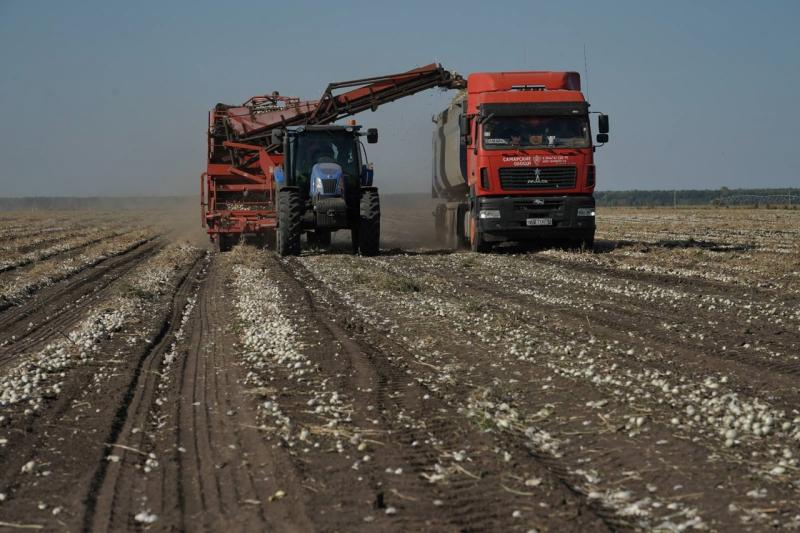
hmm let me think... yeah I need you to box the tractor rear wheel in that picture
[277,189,302,257]
[358,189,380,256]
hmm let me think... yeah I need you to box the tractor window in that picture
[292,131,360,182]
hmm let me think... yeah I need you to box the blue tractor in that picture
[271,124,380,256]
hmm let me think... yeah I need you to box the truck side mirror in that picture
[459,115,473,146]
[596,133,609,144]
[598,114,609,134]
[366,128,378,144]
[271,129,284,145]
[458,114,469,136]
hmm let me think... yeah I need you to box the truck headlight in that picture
[479,209,501,219]
[315,177,323,193]
[577,208,595,217]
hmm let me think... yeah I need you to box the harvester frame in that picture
[202,64,464,253]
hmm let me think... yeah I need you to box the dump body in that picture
[433,71,605,250]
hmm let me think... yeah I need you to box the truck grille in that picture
[321,178,339,194]
[499,166,577,190]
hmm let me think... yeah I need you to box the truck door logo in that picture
[527,168,547,184]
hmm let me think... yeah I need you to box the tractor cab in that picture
[276,125,376,198]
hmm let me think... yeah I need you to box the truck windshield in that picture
[482,116,590,149]
[291,131,360,181]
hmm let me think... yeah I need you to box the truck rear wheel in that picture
[277,189,302,256]
[458,204,470,249]
[434,204,447,245]
[358,189,380,256]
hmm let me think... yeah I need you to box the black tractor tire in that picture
[216,234,234,253]
[358,189,380,256]
[277,189,302,257]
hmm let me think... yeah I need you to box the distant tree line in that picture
[595,188,800,207]
[1,190,799,211]
[0,196,194,211]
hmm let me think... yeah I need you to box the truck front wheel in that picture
[469,218,491,253]
[277,189,302,256]
[579,231,595,251]
[358,189,380,256]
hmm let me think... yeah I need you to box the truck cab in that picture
[433,71,609,251]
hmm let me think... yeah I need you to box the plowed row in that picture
[0,205,798,531]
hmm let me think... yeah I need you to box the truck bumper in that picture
[476,195,595,242]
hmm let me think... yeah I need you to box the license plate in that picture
[526,217,552,226]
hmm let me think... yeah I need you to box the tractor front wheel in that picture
[358,189,380,256]
[277,189,302,257]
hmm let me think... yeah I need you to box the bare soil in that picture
[0,199,799,531]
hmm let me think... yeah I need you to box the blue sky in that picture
[1,0,798,196]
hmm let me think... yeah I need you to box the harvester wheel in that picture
[277,189,302,256]
[358,189,380,256]
[216,234,234,253]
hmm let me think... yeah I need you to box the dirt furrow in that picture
[0,245,202,531]
[299,252,800,529]
[373,253,800,399]
[278,256,613,532]
[83,253,204,531]
[86,255,314,532]
[0,238,162,367]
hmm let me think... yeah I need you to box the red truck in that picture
[433,71,609,251]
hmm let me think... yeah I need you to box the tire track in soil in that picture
[278,256,612,532]
[0,226,135,275]
[0,238,162,368]
[81,253,204,532]
[375,253,800,404]
[0,249,200,531]
[88,255,314,533]
[299,252,800,530]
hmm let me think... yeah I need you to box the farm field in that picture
[0,201,799,531]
